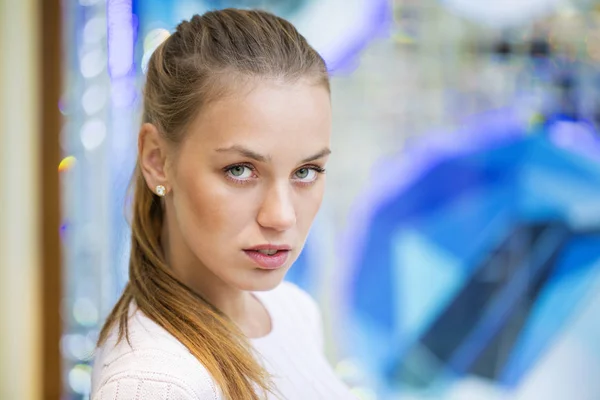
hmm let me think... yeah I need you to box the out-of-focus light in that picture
[143,28,170,53]
[392,32,415,45]
[557,3,577,18]
[527,113,545,130]
[82,85,108,115]
[80,0,102,5]
[86,329,100,345]
[61,333,95,361]
[110,80,136,108]
[549,121,600,160]
[107,0,134,78]
[73,297,99,327]
[141,29,170,74]
[335,358,368,388]
[443,0,562,29]
[68,364,92,395]
[80,119,106,151]
[141,52,152,74]
[83,17,107,45]
[58,97,68,115]
[58,156,77,172]
[350,386,377,400]
[80,49,106,78]
[59,222,69,242]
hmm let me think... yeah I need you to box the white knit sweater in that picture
[91,282,356,400]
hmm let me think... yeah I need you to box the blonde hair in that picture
[97,8,329,400]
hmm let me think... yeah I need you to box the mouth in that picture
[256,248,287,255]
[243,245,292,270]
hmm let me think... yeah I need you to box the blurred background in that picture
[2,0,600,399]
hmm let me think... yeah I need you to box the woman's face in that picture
[166,80,331,292]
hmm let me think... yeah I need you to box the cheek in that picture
[296,183,325,227]
[177,174,256,240]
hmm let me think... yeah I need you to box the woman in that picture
[91,8,356,400]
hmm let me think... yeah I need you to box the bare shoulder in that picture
[91,307,220,400]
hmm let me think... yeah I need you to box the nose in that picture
[257,183,296,232]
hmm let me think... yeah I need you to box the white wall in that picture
[0,0,42,398]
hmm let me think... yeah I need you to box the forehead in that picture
[186,80,331,150]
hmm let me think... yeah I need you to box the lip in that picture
[243,245,291,270]
[245,244,292,251]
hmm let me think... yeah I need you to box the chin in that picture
[237,266,289,292]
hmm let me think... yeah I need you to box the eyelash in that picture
[223,163,326,186]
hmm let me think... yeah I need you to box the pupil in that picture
[232,166,244,176]
[297,169,308,178]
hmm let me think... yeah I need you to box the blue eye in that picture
[295,168,315,181]
[226,165,255,180]
[293,166,325,183]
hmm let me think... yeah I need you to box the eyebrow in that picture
[215,145,331,164]
[301,148,331,163]
[215,145,270,162]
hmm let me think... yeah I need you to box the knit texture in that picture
[91,281,356,399]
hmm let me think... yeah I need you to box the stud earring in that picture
[156,185,166,197]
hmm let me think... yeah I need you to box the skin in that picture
[139,79,331,338]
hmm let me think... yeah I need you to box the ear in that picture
[138,123,170,195]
